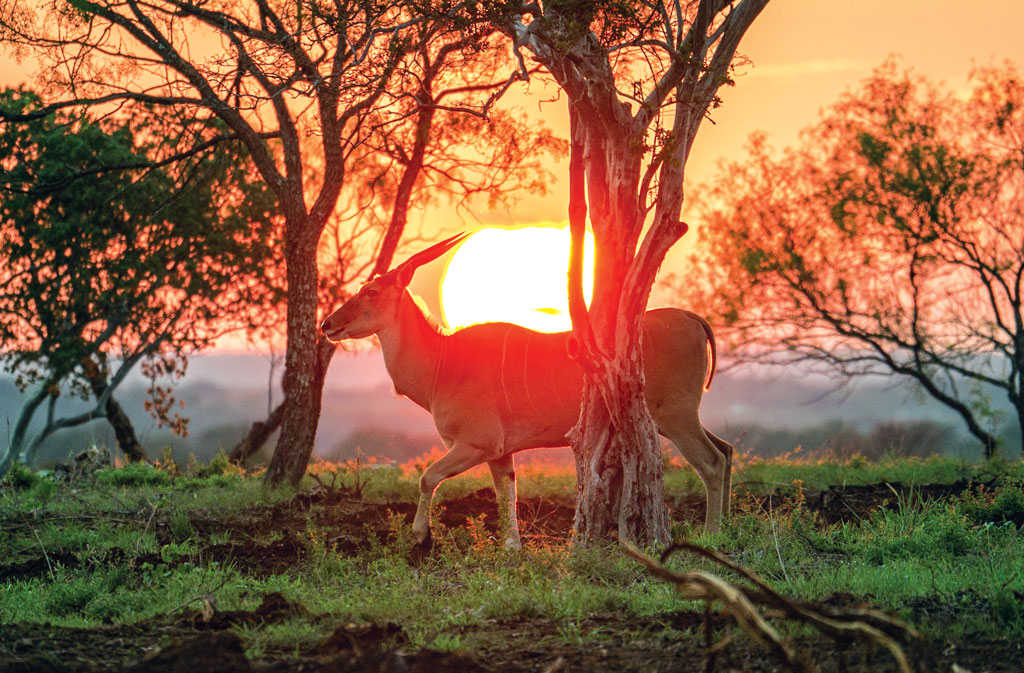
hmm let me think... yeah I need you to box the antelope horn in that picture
[388,232,470,284]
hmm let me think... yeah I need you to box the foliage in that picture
[959,477,1024,527]
[684,60,1024,458]
[95,464,173,488]
[0,88,281,472]
[0,0,569,487]
[1,461,39,490]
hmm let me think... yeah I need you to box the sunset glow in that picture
[440,226,595,333]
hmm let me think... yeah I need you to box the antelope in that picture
[321,233,733,550]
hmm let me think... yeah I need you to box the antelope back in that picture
[428,309,714,451]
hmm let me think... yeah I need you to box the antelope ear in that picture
[396,264,416,288]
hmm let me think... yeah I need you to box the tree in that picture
[0,1,554,485]
[683,62,1024,459]
[0,89,279,474]
[226,19,566,464]
[488,0,768,545]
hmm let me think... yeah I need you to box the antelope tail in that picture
[684,311,717,392]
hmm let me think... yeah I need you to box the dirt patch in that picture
[806,479,990,525]
[1,600,1017,673]
[182,591,312,631]
[122,632,251,673]
[0,552,80,583]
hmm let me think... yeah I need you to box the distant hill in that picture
[1,350,1012,466]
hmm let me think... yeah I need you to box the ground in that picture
[1,462,1023,673]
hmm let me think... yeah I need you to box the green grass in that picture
[731,451,1022,491]
[1,452,1022,656]
[237,617,327,659]
[321,450,1024,503]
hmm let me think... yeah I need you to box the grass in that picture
[729,448,1020,491]
[324,447,1023,503]
[237,618,326,659]
[1,451,1023,659]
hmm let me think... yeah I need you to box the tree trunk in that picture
[569,350,671,547]
[229,403,285,464]
[103,398,146,463]
[565,104,670,547]
[240,90,434,473]
[266,229,324,486]
[81,357,147,463]
[0,385,50,475]
[230,336,335,464]
[1014,406,1024,460]
[507,0,767,546]
[1018,403,1024,459]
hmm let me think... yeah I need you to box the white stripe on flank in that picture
[500,328,514,416]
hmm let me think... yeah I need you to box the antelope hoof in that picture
[501,532,524,549]
[410,529,433,563]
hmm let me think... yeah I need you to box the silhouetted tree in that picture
[489,0,768,545]
[0,1,558,484]
[227,21,565,464]
[0,89,278,474]
[683,62,1024,459]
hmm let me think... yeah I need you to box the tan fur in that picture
[322,245,732,549]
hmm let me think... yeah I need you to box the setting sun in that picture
[441,226,595,333]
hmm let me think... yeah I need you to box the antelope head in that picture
[321,232,468,342]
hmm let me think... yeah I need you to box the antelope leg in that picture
[661,416,728,533]
[487,453,522,550]
[412,443,488,545]
[704,428,734,517]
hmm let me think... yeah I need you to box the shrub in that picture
[44,577,99,617]
[198,451,233,477]
[96,463,172,488]
[960,479,1024,528]
[2,462,39,489]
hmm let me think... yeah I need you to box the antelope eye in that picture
[364,288,379,298]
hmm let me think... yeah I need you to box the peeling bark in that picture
[266,229,324,486]
[569,350,671,546]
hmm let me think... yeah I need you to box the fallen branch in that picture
[622,540,929,673]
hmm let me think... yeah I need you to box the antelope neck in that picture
[376,290,444,411]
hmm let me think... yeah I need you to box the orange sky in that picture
[4,1,1024,315]
[501,1,1023,231]
[413,0,1024,310]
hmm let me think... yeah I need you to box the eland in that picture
[321,233,732,550]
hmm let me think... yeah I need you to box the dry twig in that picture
[30,527,54,580]
[622,540,926,673]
